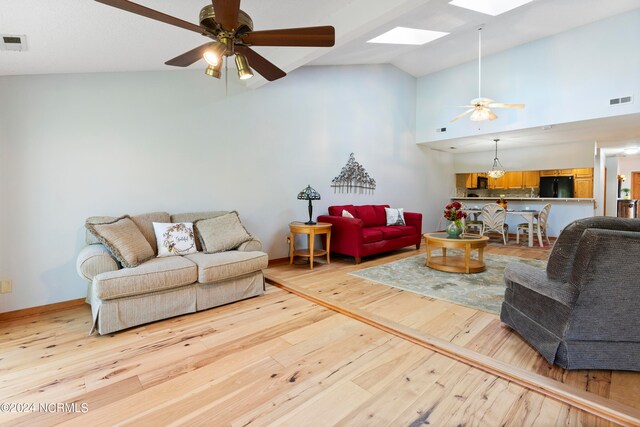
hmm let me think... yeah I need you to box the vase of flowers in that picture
[443,202,467,238]
[496,195,508,209]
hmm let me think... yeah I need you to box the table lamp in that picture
[297,185,321,225]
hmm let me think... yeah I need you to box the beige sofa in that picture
[76,211,268,335]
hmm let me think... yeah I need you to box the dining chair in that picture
[480,203,509,245]
[462,203,483,235]
[517,203,552,247]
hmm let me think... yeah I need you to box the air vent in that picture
[436,127,447,133]
[0,34,27,51]
[609,95,633,106]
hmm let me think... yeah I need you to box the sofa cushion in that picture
[355,205,378,227]
[85,216,155,268]
[362,228,384,244]
[385,207,405,226]
[328,205,356,217]
[372,205,390,226]
[131,212,171,254]
[368,226,404,240]
[194,211,253,253]
[185,251,268,284]
[93,256,197,300]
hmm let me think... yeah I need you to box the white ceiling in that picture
[1,0,639,152]
[423,113,640,154]
[2,0,638,79]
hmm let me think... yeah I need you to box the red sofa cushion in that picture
[362,228,384,244]
[328,204,356,217]
[355,205,378,227]
[372,205,390,226]
[393,225,418,237]
[368,226,403,240]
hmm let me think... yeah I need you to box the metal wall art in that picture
[331,153,376,193]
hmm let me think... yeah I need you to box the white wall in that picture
[605,156,620,216]
[452,141,595,173]
[416,9,640,143]
[0,64,454,312]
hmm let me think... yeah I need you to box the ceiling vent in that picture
[609,95,633,106]
[0,35,27,51]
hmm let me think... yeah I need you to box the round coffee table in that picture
[424,233,490,274]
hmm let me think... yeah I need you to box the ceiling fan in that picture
[451,26,524,122]
[95,0,335,82]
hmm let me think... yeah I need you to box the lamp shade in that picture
[297,185,321,201]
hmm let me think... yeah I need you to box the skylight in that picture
[448,0,534,16]
[367,27,449,45]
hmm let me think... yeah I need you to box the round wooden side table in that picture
[289,222,332,270]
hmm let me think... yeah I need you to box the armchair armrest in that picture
[404,212,422,234]
[237,238,263,252]
[76,244,120,282]
[504,262,577,308]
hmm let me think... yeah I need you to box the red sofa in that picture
[318,204,422,264]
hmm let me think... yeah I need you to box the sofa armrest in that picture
[237,238,263,252]
[404,212,422,234]
[76,244,120,282]
[317,215,364,249]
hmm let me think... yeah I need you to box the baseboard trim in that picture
[0,298,86,321]
[265,274,640,427]
[268,257,289,267]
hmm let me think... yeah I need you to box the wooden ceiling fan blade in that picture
[235,46,286,81]
[241,26,335,47]
[95,0,206,34]
[451,108,475,122]
[165,43,212,67]
[212,0,240,31]
[487,103,525,109]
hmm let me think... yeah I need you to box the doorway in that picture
[633,172,640,199]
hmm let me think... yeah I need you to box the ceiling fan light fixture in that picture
[235,53,253,80]
[204,62,222,79]
[470,107,496,121]
[203,41,227,66]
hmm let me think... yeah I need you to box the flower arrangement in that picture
[443,201,467,226]
[496,195,508,208]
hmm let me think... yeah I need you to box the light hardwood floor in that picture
[0,242,638,426]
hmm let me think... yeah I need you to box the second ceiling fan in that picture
[95,0,336,82]
[452,26,524,122]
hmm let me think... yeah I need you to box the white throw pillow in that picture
[342,209,354,218]
[152,222,198,257]
[385,207,405,226]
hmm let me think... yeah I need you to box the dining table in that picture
[464,208,540,247]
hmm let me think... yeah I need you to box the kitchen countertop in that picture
[452,197,595,202]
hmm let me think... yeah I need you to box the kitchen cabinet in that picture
[574,178,593,198]
[540,170,558,177]
[558,169,574,176]
[574,168,593,178]
[523,170,540,187]
[489,174,506,189]
[506,171,523,189]
[465,173,478,188]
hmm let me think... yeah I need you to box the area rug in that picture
[349,251,547,314]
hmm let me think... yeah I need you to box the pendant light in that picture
[487,138,506,178]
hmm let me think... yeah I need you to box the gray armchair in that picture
[500,217,640,371]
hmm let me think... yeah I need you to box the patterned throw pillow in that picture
[385,207,405,226]
[342,209,354,218]
[152,222,198,257]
